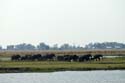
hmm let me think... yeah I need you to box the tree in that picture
[0,46,2,50]
[51,44,59,50]
[7,45,15,50]
[37,42,50,50]
[15,43,35,50]
[60,43,72,50]
[85,42,125,49]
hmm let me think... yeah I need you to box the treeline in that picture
[0,43,83,50]
[85,42,125,49]
[0,42,125,50]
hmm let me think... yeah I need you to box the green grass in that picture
[0,58,125,73]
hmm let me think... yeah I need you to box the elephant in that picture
[57,55,79,62]
[42,53,56,61]
[20,55,31,61]
[57,56,65,61]
[11,55,21,61]
[92,54,103,61]
[67,55,79,62]
[31,54,42,61]
[78,54,92,62]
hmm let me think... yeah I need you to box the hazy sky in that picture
[0,0,125,47]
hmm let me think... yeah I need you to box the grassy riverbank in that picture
[0,57,125,73]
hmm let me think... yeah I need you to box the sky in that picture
[0,0,125,47]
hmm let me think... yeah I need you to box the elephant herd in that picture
[11,54,103,62]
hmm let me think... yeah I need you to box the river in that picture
[0,70,125,83]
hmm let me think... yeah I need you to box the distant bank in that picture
[0,49,125,57]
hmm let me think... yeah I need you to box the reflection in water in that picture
[0,70,125,83]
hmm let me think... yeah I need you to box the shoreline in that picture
[0,67,125,73]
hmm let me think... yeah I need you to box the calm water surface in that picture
[0,70,125,83]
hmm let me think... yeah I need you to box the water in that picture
[0,70,125,83]
[104,56,125,58]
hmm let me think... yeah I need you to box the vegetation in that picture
[0,42,125,50]
[0,49,125,73]
[0,50,125,57]
[85,42,125,49]
[0,57,125,73]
